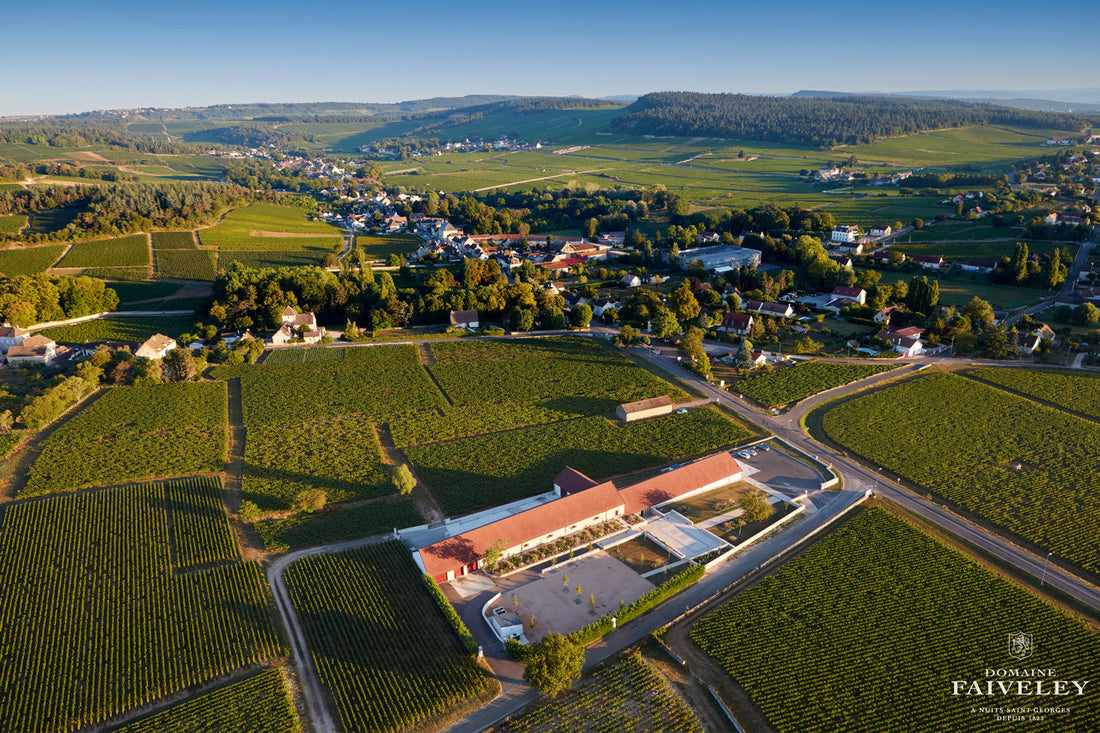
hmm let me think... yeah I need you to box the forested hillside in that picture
[611,92,1094,146]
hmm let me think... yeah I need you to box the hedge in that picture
[422,574,478,655]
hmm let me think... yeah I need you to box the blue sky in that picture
[5,0,1099,115]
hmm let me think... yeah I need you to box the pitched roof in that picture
[889,326,923,338]
[831,286,864,298]
[722,312,752,329]
[450,309,479,325]
[6,334,55,358]
[0,324,29,338]
[281,306,298,317]
[553,467,599,496]
[618,395,673,415]
[136,334,177,358]
[618,452,742,515]
[417,482,624,579]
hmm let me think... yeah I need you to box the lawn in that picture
[56,234,150,268]
[873,270,1047,310]
[0,244,66,275]
[691,507,1100,733]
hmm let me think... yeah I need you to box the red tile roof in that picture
[618,452,742,515]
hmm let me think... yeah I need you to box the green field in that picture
[904,220,1022,242]
[152,231,198,249]
[27,205,83,235]
[56,234,150,268]
[820,373,1100,571]
[873,271,1046,310]
[967,368,1100,420]
[735,361,899,408]
[691,507,1100,733]
[107,280,183,304]
[115,669,300,733]
[255,497,422,552]
[42,315,196,343]
[217,249,327,270]
[0,244,66,275]
[25,382,228,495]
[892,239,1069,261]
[156,248,218,279]
[501,649,702,732]
[0,479,282,732]
[199,203,342,249]
[823,195,944,228]
[0,214,27,233]
[835,124,1067,169]
[284,542,495,733]
[354,233,419,261]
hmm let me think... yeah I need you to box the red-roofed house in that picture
[718,312,753,335]
[831,286,866,305]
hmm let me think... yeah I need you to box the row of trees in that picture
[0,274,118,327]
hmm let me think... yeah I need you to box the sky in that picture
[4,0,1099,116]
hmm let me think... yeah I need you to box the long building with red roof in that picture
[414,452,742,582]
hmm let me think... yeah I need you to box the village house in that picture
[0,324,30,353]
[868,225,893,238]
[135,334,177,360]
[592,296,620,318]
[877,326,924,357]
[272,307,324,345]
[743,300,794,318]
[911,255,945,270]
[5,334,58,366]
[449,310,480,330]
[831,241,864,255]
[873,306,899,325]
[831,286,866,305]
[619,274,642,288]
[718,312,754,335]
[831,225,860,243]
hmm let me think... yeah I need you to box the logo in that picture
[1008,632,1034,660]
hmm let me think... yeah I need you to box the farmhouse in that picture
[718,312,753,335]
[676,244,762,272]
[831,225,860,243]
[868,225,893,238]
[616,395,675,422]
[619,274,642,288]
[877,326,924,357]
[744,300,794,318]
[449,310,480,330]
[273,307,325,344]
[0,324,30,353]
[135,334,177,360]
[592,297,620,318]
[414,452,743,582]
[831,286,866,305]
[912,255,945,270]
[5,334,57,366]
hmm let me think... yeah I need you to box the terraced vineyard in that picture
[691,508,1100,733]
[0,480,282,732]
[25,382,228,495]
[57,234,151,268]
[735,360,899,408]
[820,373,1100,571]
[284,542,495,733]
[115,669,300,733]
[501,649,702,732]
[966,368,1100,420]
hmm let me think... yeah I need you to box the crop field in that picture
[115,669,300,733]
[0,214,27,233]
[967,368,1100,420]
[691,507,1100,733]
[821,373,1100,571]
[0,244,66,275]
[108,280,182,304]
[156,248,218,279]
[892,240,1066,261]
[25,382,227,496]
[243,415,391,510]
[28,205,83,235]
[355,233,419,260]
[872,271,1045,311]
[501,649,702,733]
[823,195,944,227]
[42,315,196,343]
[735,361,899,408]
[0,480,282,732]
[217,249,327,270]
[406,407,753,515]
[284,542,495,733]
[256,497,422,552]
[167,475,239,568]
[199,204,342,250]
[836,124,1061,169]
[152,231,198,249]
[56,234,150,268]
[904,221,1021,242]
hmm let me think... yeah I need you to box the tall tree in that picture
[523,633,585,697]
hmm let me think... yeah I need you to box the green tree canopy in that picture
[523,632,585,697]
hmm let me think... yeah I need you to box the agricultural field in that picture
[24,382,227,495]
[823,195,944,228]
[107,279,182,304]
[0,244,66,275]
[56,234,150,268]
[892,239,1067,261]
[217,249,328,270]
[255,496,421,552]
[967,368,1100,420]
[405,407,753,515]
[167,475,239,568]
[42,315,196,343]
[500,649,702,733]
[835,124,1063,169]
[156,248,218,280]
[735,361,899,408]
[198,203,342,249]
[152,231,198,249]
[0,214,27,233]
[690,507,1100,733]
[115,669,300,733]
[820,373,1100,571]
[354,233,420,261]
[872,271,1046,311]
[27,205,82,235]
[284,542,496,733]
[904,221,1022,242]
[0,480,282,732]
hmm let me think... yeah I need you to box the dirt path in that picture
[224,378,265,560]
[377,423,444,523]
[469,168,609,193]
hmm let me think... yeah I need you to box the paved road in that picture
[1006,224,1098,325]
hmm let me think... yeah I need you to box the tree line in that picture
[0,274,118,327]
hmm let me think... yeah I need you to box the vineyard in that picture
[155,248,218,280]
[690,508,1100,732]
[966,367,1100,421]
[500,649,702,733]
[24,382,228,495]
[198,203,342,248]
[255,497,421,552]
[56,234,151,268]
[0,244,66,275]
[405,407,753,515]
[151,231,198,249]
[820,373,1100,571]
[735,360,899,408]
[0,480,282,732]
[0,214,28,233]
[114,669,300,733]
[216,249,328,270]
[42,315,195,344]
[284,542,495,733]
[167,475,239,568]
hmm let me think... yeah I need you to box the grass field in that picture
[156,248,218,279]
[42,315,196,343]
[873,270,1047,310]
[820,372,1100,571]
[199,203,342,249]
[354,233,419,261]
[691,506,1100,733]
[56,234,150,268]
[0,244,66,275]
[0,214,27,234]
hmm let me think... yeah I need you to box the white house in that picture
[450,310,480,330]
[718,312,754,335]
[868,225,893,238]
[0,324,30,353]
[831,225,860,243]
[830,286,866,305]
[877,326,924,357]
[6,334,58,365]
[592,297,620,318]
[135,334,177,360]
[619,274,641,288]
